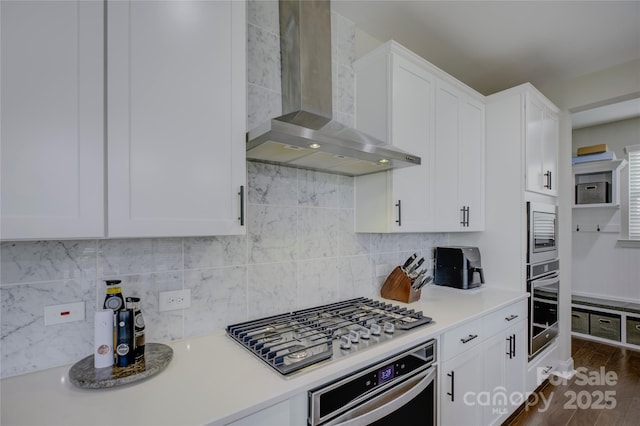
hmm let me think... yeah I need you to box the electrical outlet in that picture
[44,301,85,326]
[159,289,191,312]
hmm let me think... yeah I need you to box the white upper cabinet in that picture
[354,43,436,233]
[354,41,484,233]
[525,92,559,196]
[1,0,104,240]
[107,0,246,237]
[434,80,485,231]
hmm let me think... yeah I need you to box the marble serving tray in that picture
[68,342,173,389]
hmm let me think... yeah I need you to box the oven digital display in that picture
[378,364,395,384]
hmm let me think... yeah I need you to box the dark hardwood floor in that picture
[507,337,640,425]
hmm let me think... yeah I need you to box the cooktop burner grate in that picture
[226,297,433,375]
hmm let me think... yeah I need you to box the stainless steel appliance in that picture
[246,0,421,176]
[308,339,436,426]
[527,258,559,359]
[226,298,433,375]
[527,202,558,264]
[434,246,484,290]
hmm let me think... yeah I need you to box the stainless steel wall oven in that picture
[308,339,436,426]
[527,258,559,359]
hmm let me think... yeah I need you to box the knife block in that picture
[380,266,421,303]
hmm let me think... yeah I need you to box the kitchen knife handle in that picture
[238,186,245,226]
[395,200,402,227]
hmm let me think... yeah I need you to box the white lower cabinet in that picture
[482,319,526,426]
[526,341,560,392]
[441,342,484,426]
[225,393,306,426]
[440,300,526,426]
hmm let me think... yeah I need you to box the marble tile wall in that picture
[0,1,449,378]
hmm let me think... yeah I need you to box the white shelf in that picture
[572,158,627,208]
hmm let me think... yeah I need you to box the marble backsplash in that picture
[0,1,449,378]
[0,165,448,377]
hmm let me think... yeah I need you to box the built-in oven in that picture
[308,339,436,426]
[527,201,558,264]
[527,258,559,359]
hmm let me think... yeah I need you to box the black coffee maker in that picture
[434,246,485,289]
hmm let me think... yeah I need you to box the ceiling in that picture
[332,0,640,127]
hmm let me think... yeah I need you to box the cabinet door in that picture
[441,344,484,426]
[483,320,527,426]
[458,97,485,230]
[525,94,545,194]
[107,0,246,237]
[1,0,104,240]
[388,55,435,232]
[542,110,559,196]
[434,81,460,230]
[434,81,484,231]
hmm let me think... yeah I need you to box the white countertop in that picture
[1,285,527,426]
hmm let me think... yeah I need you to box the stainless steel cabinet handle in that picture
[598,319,611,324]
[544,170,552,189]
[512,333,516,358]
[460,334,478,344]
[636,325,640,331]
[505,314,518,322]
[459,206,470,227]
[542,365,553,374]
[571,314,581,318]
[447,371,455,402]
[505,335,513,359]
[238,186,245,226]
[395,200,401,226]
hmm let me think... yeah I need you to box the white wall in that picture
[571,117,640,302]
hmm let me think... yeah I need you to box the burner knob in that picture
[384,321,395,334]
[340,335,352,350]
[349,330,360,343]
[359,327,371,340]
[370,323,381,336]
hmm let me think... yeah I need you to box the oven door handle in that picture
[325,366,436,426]
[530,273,560,288]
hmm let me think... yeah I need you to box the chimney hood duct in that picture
[246,0,421,176]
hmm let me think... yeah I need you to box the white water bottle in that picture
[94,309,114,368]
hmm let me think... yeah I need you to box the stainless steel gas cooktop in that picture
[226,297,433,375]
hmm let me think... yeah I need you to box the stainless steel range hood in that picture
[246,0,421,176]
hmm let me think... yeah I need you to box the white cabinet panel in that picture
[441,343,484,426]
[355,46,435,233]
[525,92,558,196]
[434,81,485,231]
[107,0,246,237]
[458,98,485,230]
[440,299,527,426]
[1,0,104,239]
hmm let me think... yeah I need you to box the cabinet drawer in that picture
[442,321,483,361]
[626,317,640,346]
[571,308,590,334]
[483,299,527,337]
[590,313,621,341]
